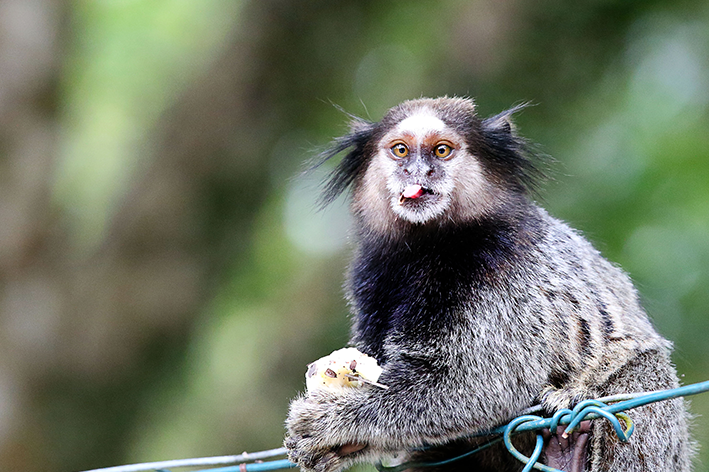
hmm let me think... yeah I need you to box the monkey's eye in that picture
[434,143,453,159]
[390,142,409,159]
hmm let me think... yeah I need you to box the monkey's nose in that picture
[403,158,433,178]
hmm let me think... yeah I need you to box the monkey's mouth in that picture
[398,184,435,205]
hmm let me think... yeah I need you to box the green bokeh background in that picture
[1,1,708,470]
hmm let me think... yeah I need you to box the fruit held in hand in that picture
[305,347,386,393]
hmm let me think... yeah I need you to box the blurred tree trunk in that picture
[0,0,69,468]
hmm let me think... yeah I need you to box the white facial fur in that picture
[386,111,454,223]
[395,112,446,138]
[352,107,504,233]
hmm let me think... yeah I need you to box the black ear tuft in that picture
[481,102,529,134]
[484,113,513,134]
[312,117,377,208]
[479,103,548,194]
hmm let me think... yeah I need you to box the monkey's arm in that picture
[285,343,548,472]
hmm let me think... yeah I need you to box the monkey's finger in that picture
[337,443,366,456]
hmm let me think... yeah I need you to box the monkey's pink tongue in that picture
[403,184,424,199]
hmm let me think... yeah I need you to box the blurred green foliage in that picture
[56,0,245,249]
[10,0,709,470]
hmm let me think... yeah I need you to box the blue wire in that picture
[604,380,709,415]
[81,380,709,472]
[502,416,563,472]
[192,459,297,472]
[382,379,709,471]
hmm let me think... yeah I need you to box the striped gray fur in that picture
[285,97,694,472]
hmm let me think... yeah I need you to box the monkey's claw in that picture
[285,433,345,472]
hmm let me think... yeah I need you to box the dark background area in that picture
[0,0,708,470]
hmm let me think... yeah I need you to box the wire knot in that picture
[503,400,635,472]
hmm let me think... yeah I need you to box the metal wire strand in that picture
[80,448,289,472]
[80,379,709,472]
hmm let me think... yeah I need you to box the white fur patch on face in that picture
[385,152,456,225]
[390,191,451,224]
[355,106,498,230]
[395,111,446,140]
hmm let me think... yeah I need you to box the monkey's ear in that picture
[349,117,374,134]
[479,103,547,194]
[481,102,529,135]
[484,115,513,134]
[313,118,377,208]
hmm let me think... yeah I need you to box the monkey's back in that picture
[523,208,673,408]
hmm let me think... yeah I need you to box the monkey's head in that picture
[318,97,542,235]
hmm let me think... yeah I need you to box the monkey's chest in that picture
[351,249,502,361]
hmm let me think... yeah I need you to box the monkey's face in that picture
[353,106,500,230]
[381,111,460,224]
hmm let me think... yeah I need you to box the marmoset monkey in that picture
[285,97,693,471]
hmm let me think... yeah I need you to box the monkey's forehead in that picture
[395,111,446,139]
[383,97,476,121]
[394,96,476,113]
[377,97,478,137]
[378,108,468,147]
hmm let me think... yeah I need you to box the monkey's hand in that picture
[284,346,532,472]
[540,383,594,413]
[285,391,369,472]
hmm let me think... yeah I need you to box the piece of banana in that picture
[305,347,387,393]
